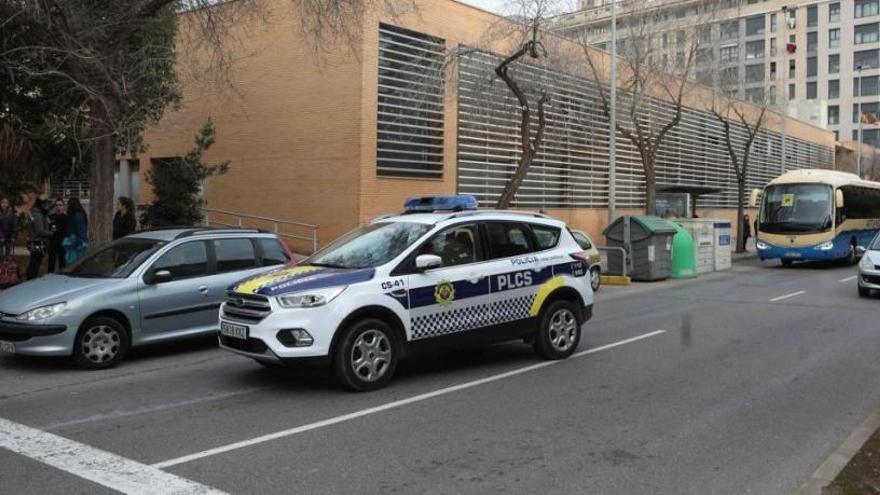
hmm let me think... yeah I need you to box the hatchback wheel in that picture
[334,319,399,392]
[72,317,130,370]
[590,266,601,292]
[533,300,582,360]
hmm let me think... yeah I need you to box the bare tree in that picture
[0,0,405,243]
[579,0,718,214]
[708,73,771,253]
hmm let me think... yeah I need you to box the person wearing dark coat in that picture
[742,213,753,250]
[26,198,53,280]
[0,197,17,257]
[112,197,137,240]
[47,198,67,273]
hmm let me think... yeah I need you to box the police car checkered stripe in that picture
[411,304,492,339]
[411,294,537,340]
[491,294,535,325]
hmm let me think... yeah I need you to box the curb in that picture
[795,410,880,495]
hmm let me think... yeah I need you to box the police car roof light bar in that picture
[403,195,478,213]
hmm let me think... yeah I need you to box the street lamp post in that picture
[608,0,617,224]
[856,65,864,178]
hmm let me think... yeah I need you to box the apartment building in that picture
[555,0,880,147]
[135,0,834,249]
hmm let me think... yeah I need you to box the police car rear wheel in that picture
[334,319,399,391]
[534,301,581,360]
[590,267,601,292]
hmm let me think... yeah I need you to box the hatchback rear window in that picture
[214,239,258,273]
[258,238,291,266]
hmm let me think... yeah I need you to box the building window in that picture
[806,31,818,53]
[745,87,764,102]
[829,54,840,73]
[770,38,778,56]
[854,23,880,44]
[721,21,739,40]
[806,81,818,99]
[720,45,739,62]
[829,3,841,22]
[829,28,840,48]
[770,85,777,104]
[829,105,840,125]
[746,15,765,36]
[829,79,840,99]
[855,49,880,70]
[853,102,880,122]
[861,129,880,147]
[770,61,777,78]
[854,75,880,96]
[855,0,879,19]
[746,64,765,83]
[745,40,765,59]
[722,66,739,86]
[771,13,778,32]
[376,24,445,179]
[789,83,796,100]
[789,59,796,79]
[807,57,818,77]
[807,5,818,27]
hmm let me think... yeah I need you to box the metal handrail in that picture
[201,208,319,254]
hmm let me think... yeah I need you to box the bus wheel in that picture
[781,259,793,268]
[846,243,857,266]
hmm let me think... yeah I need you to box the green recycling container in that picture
[670,222,698,279]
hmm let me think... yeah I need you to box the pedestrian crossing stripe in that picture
[234,266,323,295]
[529,276,565,317]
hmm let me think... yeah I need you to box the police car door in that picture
[404,223,491,340]
[483,222,548,329]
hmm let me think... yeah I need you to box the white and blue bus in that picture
[755,169,880,266]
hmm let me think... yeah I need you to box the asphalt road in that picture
[2,258,879,494]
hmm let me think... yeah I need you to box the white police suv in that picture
[219,196,594,391]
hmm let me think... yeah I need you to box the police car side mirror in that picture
[415,254,442,272]
[857,246,866,256]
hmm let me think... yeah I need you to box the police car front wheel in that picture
[334,319,400,392]
[534,300,582,360]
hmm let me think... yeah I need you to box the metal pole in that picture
[608,0,618,224]
[780,7,787,175]
[857,66,864,178]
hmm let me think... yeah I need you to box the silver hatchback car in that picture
[0,228,292,369]
[858,233,880,298]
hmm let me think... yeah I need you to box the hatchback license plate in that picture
[221,322,248,340]
[0,341,14,354]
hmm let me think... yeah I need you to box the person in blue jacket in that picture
[64,198,89,264]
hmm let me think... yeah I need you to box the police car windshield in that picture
[307,222,431,269]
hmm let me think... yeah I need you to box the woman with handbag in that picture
[63,198,89,265]
[26,198,52,280]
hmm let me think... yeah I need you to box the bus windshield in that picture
[760,183,833,234]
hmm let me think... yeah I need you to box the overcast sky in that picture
[458,0,509,14]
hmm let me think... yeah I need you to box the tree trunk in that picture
[736,178,746,254]
[644,160,656,215]
[89,101,116,246]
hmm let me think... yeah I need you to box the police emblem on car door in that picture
[405,224,491,339]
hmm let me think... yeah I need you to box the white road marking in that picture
[770,290,806,302]
[0,416,226,494]
[153,330,667,469]
[839,275,858,283]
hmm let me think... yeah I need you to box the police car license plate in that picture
[0,341,14,353]
[220,322,248,340]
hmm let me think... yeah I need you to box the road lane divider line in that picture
[0,416,227,494]
[839,275,858,283]
[770,290,806,302]
[152,330,668,469]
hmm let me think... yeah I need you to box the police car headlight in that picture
[817,241,835,251]
[276,287,347,308]
[16,302,66,321]
[756,241,769,250]
[860,255,873,270]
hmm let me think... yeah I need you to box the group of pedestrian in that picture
[25,197,89,280]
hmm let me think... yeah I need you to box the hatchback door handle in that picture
[198,286,209,294]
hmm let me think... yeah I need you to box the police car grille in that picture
[864,274,880,285]
[223,293,271,323]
